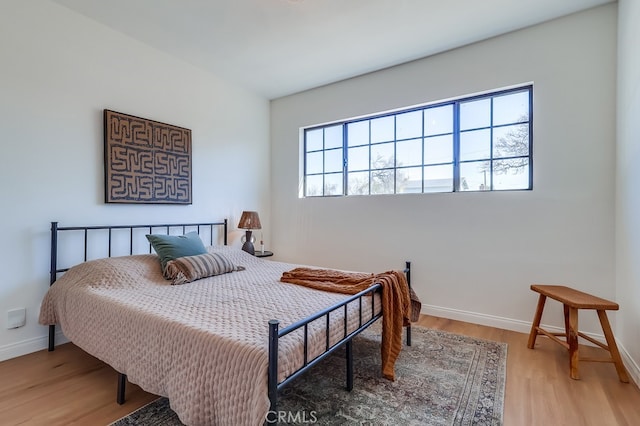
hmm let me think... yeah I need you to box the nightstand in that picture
[254,250,273,258]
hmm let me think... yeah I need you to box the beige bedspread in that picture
[39,247,380,426]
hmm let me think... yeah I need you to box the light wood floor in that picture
[1,315,639,425]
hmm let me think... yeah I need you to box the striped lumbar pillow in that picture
[165,252,245,285]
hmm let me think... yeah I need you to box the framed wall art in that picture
[104,110,192,204]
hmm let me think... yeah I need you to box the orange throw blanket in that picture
[280,267,414,381]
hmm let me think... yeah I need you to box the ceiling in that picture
[52,0,613,99]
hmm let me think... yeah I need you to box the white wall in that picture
[271,5,617,337]
[616,0,640,384]
[0,1,270,360]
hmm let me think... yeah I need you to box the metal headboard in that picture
[49,220,228,287]
[48,219,227,351]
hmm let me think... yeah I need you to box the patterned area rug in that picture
[111,326,506,425]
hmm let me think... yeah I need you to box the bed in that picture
[40,220,412,425]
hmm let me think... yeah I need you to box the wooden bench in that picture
[527,284,629,382]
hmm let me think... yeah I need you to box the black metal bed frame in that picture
[48,220,412,421]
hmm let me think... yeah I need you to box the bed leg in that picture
[405,260,412,347]
[346,339,354,391]
[267,319,279,423]
[48,325,55,351]
[117,373,127,405]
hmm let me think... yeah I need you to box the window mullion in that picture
[489,98,494,190]
[393,116,397,194]
[422,110,425,193]
[303,131,308,196]
[453,102,460,192]
[321,129,326,196]
[529,87,534,190]
[342,124,348,195]
[368,121,372,195]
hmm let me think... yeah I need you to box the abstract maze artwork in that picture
[104,110,192,204]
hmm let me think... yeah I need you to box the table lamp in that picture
[237,211,261,255]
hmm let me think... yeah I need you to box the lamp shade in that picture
[237,211,261,230]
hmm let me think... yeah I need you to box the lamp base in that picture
[241,230,255,255]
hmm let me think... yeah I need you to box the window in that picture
[303,85,532,197]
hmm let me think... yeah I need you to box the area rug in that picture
[111,326,507,425]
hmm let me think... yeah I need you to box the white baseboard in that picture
[422,304,639,386]
[0,331,69,362]
[619,343,640,386]
[423,304,534,334]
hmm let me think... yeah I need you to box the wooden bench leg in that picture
[528,294,547,349]
[563,304,570,343]
[596,310,630,383]
[567,306,579,380]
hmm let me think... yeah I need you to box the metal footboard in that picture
[267,261,412,418]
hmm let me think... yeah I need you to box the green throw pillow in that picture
[146,232,207,276]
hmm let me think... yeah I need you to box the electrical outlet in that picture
[7,308,26,329]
